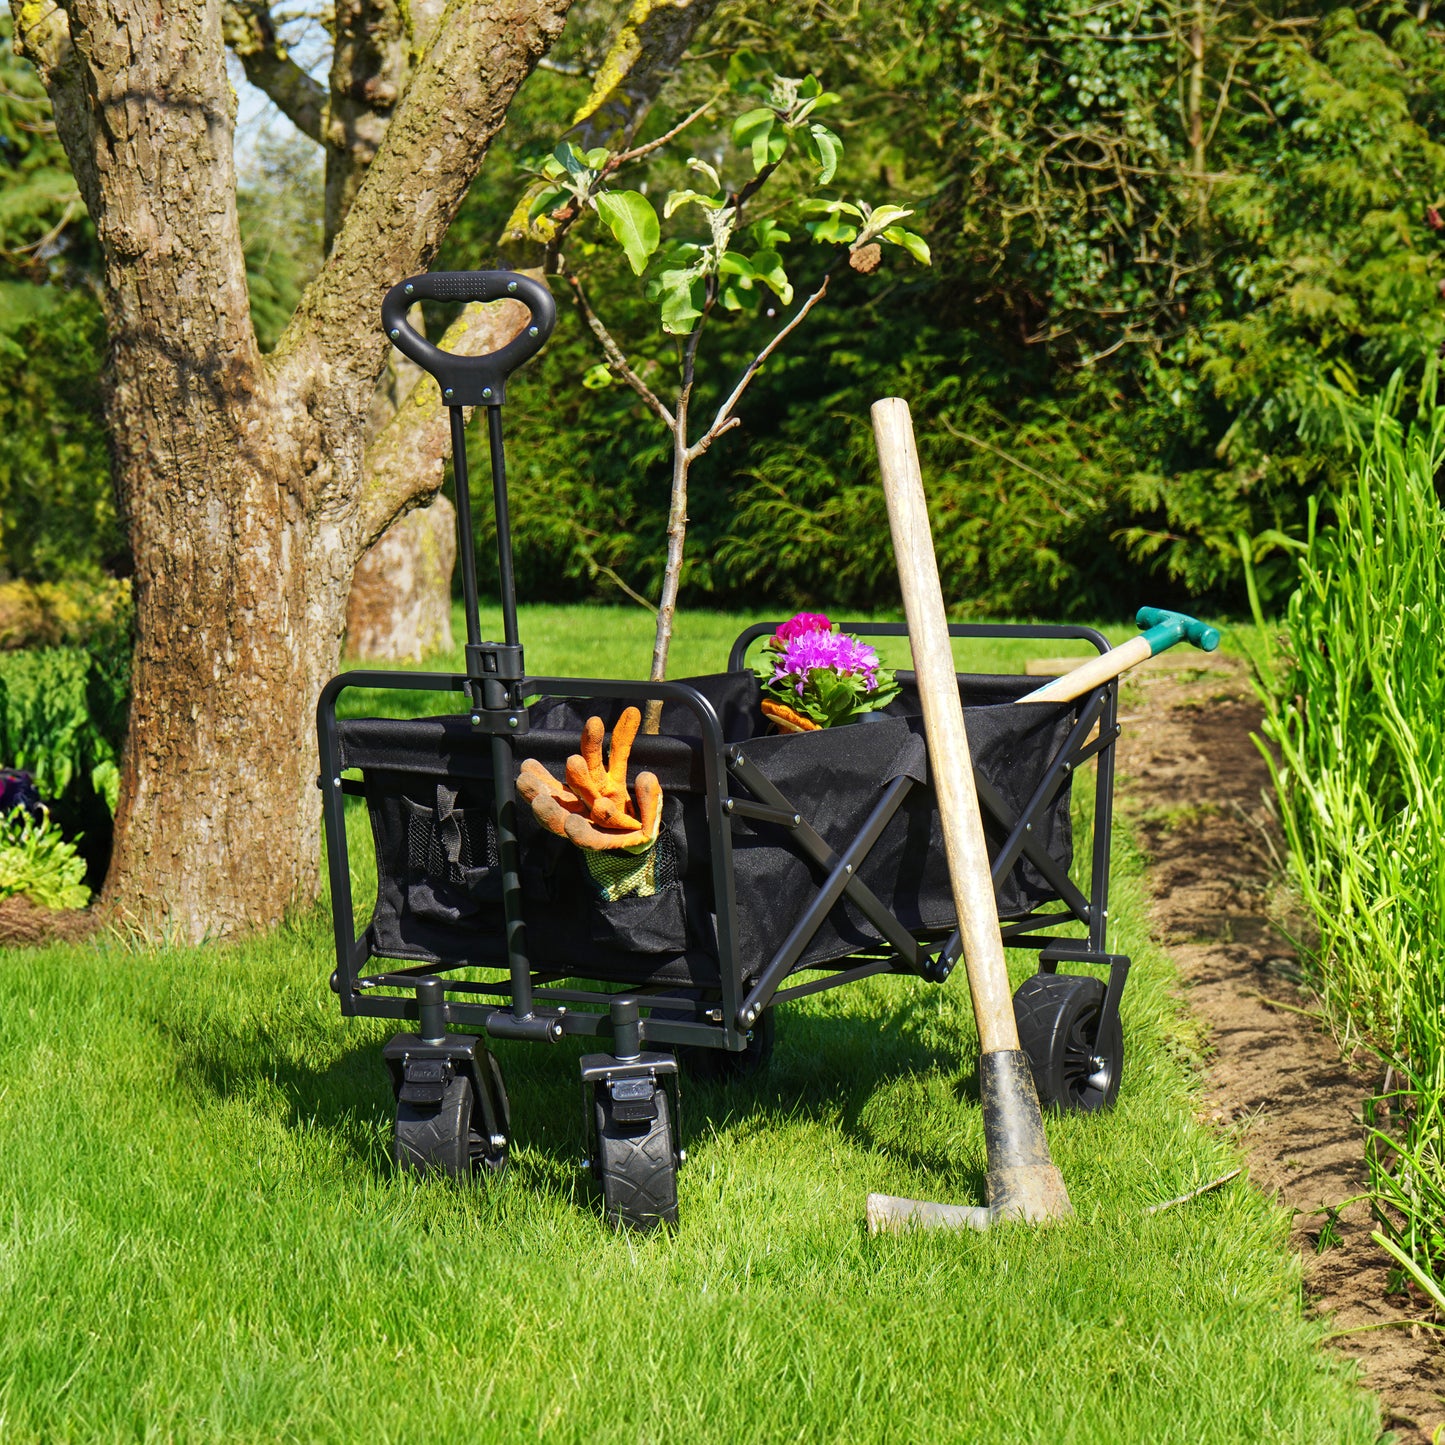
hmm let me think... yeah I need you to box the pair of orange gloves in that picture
[517,706,662,853]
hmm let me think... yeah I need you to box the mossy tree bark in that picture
[11,0,571,939]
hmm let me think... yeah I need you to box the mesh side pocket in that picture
[582,827,679,902]
[402,784,502,925]
[583,799,688,954]
[406,794,499,887]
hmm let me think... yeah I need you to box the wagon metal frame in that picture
[315,271,1132,1228]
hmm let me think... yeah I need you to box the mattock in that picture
[867,396,1073,1232]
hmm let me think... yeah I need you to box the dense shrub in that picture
[0,806,89,911]
[0,611,131,883]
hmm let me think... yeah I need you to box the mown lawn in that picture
[0,607,1378,1441]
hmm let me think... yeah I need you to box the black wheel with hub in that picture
[686,1007,775,1082]
[394,1069,509,1179]
[1013,972,1122,1113]
[592,1079,679,1231]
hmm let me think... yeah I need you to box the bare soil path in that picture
[1116,652,1443,1443]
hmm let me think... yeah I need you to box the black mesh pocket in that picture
[584,800,688,954]
[403,783,502,926]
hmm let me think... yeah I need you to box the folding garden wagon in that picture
[316,273,1132,1229]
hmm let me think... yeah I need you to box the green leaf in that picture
[553,141,591,179]
[583,147,611,170]
[91,759,119,816]
[527,185,567,222]
[798,75,821,100]
[726,51,768,92]
[582,362,615,390]
[732,108,780,174]
[719,277,751,311]
[746,218,791,249]
[749,249,794,305]
[652,271,706,333]
[866,204,913,232]
[664,188,725,219]
[806,123,842,184]
[595,190,660,276]
[653,239,705,268]
[687,158,723,195]
[799,198,863,219]
[718,251,756,280]
[807,214,858,245]
[732,108,775,148]
[881,225,931,265]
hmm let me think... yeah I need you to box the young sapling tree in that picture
[517,58,929,729]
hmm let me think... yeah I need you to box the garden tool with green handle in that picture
[1016,607,1220,705]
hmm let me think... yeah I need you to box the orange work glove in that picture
[761,698,819,734]
[517,707,663,853]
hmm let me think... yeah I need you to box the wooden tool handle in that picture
[1017,634,1153,705]
[871,397,1020,1056]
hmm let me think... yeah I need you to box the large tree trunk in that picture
[345,498,457,660]
[14,0,572,940]
[348,323,456,661]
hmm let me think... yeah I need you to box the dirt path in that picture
[1116,652,1443,1444]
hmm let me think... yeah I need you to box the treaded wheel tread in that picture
[394,1074,472,1177]
[1013,972,1123,1113]
[595,1089,678,1231]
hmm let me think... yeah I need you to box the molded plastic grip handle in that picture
[381,271,556,406]
[1134,606,1220,654]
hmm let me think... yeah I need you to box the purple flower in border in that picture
[772,611,833,646]
[770,629,882,697]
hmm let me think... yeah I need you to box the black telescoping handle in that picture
[381,271,556,406]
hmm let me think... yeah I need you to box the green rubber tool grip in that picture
[1135,606,1220,656]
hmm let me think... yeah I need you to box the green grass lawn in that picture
[0,606,1376,1442]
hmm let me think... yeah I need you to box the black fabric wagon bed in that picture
[337,669,1079,990]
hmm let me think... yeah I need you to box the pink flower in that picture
[772,612,833,646]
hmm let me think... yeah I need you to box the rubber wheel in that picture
[685,1007,775,1082]
[593,1085,679,1231]
[1013,972,1123,1112]
[394,1073,509,1179]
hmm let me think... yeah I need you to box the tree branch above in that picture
[282,0,573,390]
[221,0,327,143]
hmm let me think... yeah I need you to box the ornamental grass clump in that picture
[1250,374,1445,1298]
[758,612,898,728]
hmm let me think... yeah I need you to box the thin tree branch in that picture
[1144,1168,1242,1214]
[587,555,659,612]
[689,273,833,461]
[280,0,572,394]
[610,93,719,168]
[564,271,676,430]
[566,0,721,151]
[221,0,327,143]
